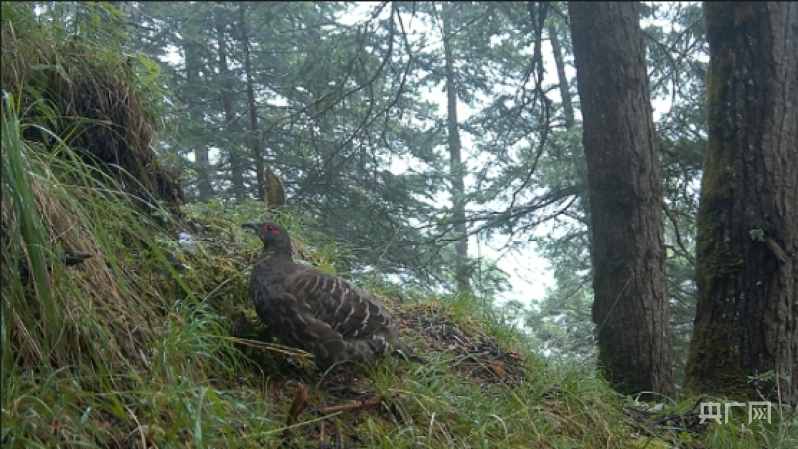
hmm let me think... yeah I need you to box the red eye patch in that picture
[262,224,279,234]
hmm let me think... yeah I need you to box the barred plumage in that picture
[242,222,417,372]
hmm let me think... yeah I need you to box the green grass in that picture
[3,3,795,447]
[1,90,274,447]
[3,90,796,448]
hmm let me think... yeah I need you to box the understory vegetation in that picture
[3,94,795,447]
[2,2,796,448]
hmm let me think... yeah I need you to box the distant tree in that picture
[386,1,542,292]
[238,2,265,202]
[547,14,575,131]
[127,2,461,285]
[440,2,470,293]
[522,4,594,363]
[213,5,246,200]
[685,2,798,404]
[125,2,225,201]
[570,1,675,397]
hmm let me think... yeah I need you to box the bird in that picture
[241,221,418,376]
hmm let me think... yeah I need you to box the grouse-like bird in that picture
[242,221,417,373]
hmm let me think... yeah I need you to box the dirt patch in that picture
[395,303,527,388]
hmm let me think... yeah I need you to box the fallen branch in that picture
[318,396,383,415]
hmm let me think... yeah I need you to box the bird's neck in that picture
[259,249,293,263]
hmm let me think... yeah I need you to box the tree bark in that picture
[569,1,675,397]
[442,3,470,292]
[685,2,798,404]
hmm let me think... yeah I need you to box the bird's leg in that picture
[393,349,424,364]
[315,363,358,393]
[315,366,336,390]
[342,363,353,385]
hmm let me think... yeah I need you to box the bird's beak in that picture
[241,222,260,232]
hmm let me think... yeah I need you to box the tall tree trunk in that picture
[569,1,674,397]
[685,2,798,404]
[184,38,213,201]
[548,20,575,130]
[194,145,212,202]
[442,3,469,292]
[216,13,244,200]
[239,4,265,202]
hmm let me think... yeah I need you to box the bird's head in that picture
[241,221,292,255]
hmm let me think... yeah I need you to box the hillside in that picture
[2,108,783,446]
[2,4,794,447]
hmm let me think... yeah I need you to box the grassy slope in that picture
[1,4,794,442]
[3,98,796,448]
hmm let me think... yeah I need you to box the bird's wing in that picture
[255,289,350,365]
[287,268,392,339]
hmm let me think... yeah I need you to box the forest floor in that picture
[3,4,796,446]
[3,103,793,449]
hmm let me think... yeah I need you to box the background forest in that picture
[2,2,796,448]
[122,0,707,378]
